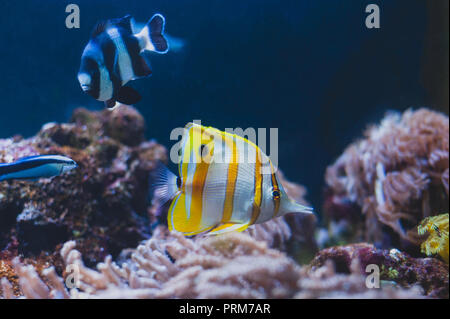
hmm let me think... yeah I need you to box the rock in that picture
[100,106,146,146]
[310,243,449,298]
[0,105,167,268]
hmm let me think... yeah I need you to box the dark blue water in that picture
[0,0,447,210]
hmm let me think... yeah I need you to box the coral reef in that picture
[0,105,317,298]
[309,243,449,298]
[2,229,425,299]
[418,213,449,263]
[1,106,445,299]
[324,108,449,250]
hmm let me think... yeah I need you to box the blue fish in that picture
[78,14,169,108]
[0,155,77,181]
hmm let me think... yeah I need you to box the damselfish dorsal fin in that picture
[91,20,109,38]
[91,15,134,38]
[110,15,134,34]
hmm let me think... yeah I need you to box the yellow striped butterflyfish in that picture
[152,122,314,236]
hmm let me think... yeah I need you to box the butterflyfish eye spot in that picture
[272,190,281,199]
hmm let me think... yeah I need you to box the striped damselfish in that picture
[152,123,314,236]
[0,155,77,182]
[78,14,169,108]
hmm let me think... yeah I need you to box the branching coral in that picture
[2,227,426,299]
[325,108,449,247]
[418,213,449,263]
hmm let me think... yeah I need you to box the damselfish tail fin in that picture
[149,162,179,206]
[136,14,169,54]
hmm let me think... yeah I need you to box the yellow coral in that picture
[418,213,449,263]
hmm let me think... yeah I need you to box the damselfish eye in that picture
[272,190,281,199]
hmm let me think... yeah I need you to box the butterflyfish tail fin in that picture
[149,162,179,206]
[136,14,169,54]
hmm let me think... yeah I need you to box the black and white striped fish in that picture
[78,14,169,108]
[0,155,77,181]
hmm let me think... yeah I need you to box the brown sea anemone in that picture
[324,108,449,247]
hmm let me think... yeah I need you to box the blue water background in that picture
[0,0,448,211]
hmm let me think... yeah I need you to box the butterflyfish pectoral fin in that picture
[205,222,250,236]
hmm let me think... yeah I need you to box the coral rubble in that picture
[324,108,449,250]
